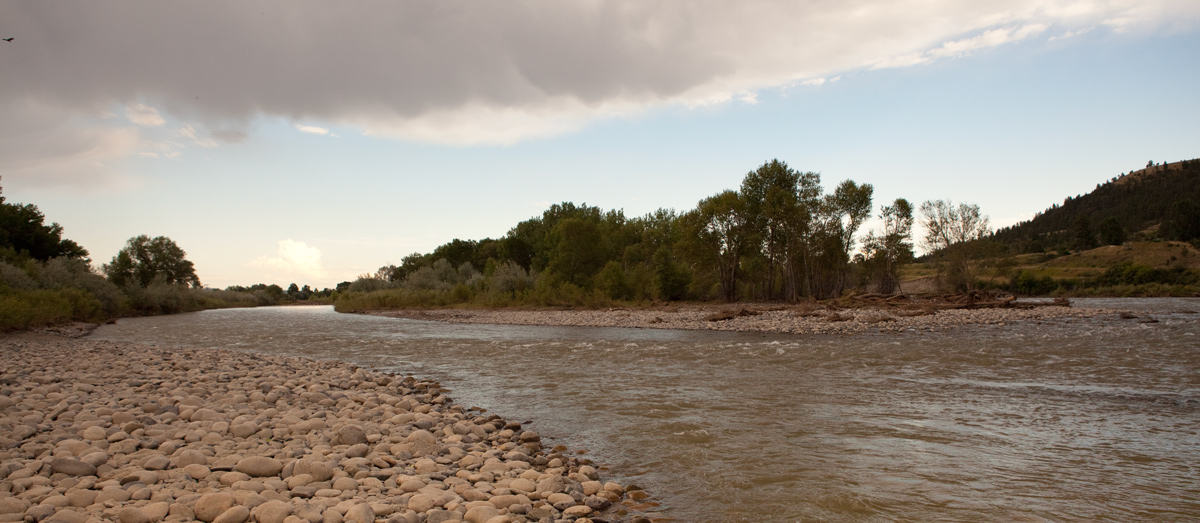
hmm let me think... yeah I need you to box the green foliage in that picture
[1098,216,1127,246]
[0,260,38,290]
[0,181,89,263]
[0,288,106,332]
[39,257,125,317]
[1090,262,1199,287]
[104,235,201,288]
[1011,271,1060,295]
[594,261,630,300]
[1162,199,1200,241]
[1072,215,1097,251]
[652,248,690,301]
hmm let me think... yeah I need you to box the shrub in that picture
[0,261,37,290]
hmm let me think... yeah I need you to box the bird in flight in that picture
[2,38,12,42]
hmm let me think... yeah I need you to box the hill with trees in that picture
[991,159,1200,253]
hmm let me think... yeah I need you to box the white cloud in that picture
[249,239,327,283]
[929,24,1048,58]
[126,103,165,127]
[294,124,330,135]
[173,124,218,148]
[800,78,827,87]
[2,1,1198,148]
[1050,26,1095,40]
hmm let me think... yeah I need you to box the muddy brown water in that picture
[90,298,1200,522]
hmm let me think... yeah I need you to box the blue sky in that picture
[2,2,1198,288]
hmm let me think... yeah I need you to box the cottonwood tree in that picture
[104,235,201,288]
[808,180,874,298]
[920,200,991,292]
[862,198,915,294]
[684,190,748,302]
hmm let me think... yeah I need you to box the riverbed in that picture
[90,299,1200,521]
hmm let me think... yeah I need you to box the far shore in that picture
[358,298,1124,335]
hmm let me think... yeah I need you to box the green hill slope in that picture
[992,159,1200,253]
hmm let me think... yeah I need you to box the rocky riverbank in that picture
[0,334,647,523]
[364,301,1112,335]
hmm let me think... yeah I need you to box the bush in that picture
[39,257,127,317]
[1011,270,1060,295]
[0,261,37,291]
[0,288,106,331]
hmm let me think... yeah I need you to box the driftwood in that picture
[705,308,762,322]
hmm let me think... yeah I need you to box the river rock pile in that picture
[0,335,641,523]
[371,304,1110,335]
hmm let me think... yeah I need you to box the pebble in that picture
[0,335,638,523]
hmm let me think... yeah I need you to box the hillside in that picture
[991,158,1200,252]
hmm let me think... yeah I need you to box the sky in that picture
[2,1,1198,289]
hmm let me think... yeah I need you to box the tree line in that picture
[0,180,334,330]
[340,159,992,310]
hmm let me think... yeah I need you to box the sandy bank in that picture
[0,334,647,523]
[363,302,1114,335]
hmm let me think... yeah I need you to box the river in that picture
[89,298,1200,522]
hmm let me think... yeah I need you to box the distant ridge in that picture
[991,158,1199,251]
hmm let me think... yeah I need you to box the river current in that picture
[89,299,1200,522]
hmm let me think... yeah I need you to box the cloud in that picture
[294,124,330,135]
[249,239,327,283]
[2,1,1198,148]
[126,103,165,126]
[172,124,218,148]
[0,99,141,191]
[211,129,248,144]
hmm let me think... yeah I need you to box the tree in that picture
[808,180,873,298]
[920,200,991,292]
[0,179,89,262]
[1072,215,1097,251]
[684,190,748,302]
[545,217,607,288]
[1097,216,1127,246]
[104,235,201,288]
[740,160,800,300]
[1162,200,1200,241]
[862,198,915,294]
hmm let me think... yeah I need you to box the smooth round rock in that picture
[331,477,357,491]
[408,494,436,513]
[235,456,283,477]
[81,426,106,441]
[50,458,97,476]
[117,507,150,523]
[251,500,292,523]
[291,459,334,482]
[183,463,211,480]
[193,492,235,522]
[175,449,208,467]
[406,430,438,457]
[464,506,499,523]
[142,455,170,471]
[336,425,368,446]
[212,505,250,523]
[344,504,374,523]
